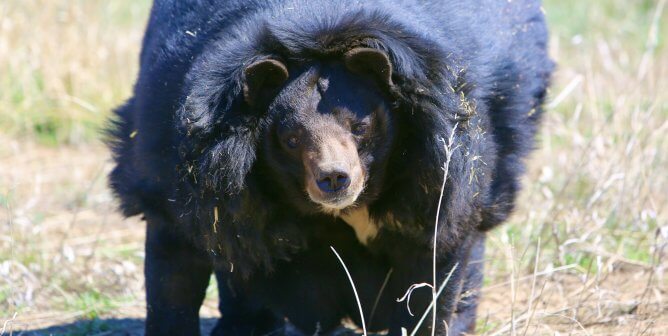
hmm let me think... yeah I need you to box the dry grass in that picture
[0,0,148,144]
[478,0,668,334]
[1,0,666,335]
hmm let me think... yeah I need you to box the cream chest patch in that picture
[338,206,379,245]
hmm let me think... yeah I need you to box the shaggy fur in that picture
[107,0,553,335]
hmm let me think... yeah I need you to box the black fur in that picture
[107,0,553,335]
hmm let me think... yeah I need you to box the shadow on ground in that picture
[14,318,375,336]
[13,318,218,336]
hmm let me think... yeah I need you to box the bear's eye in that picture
[351,122,369,136]
[286,135,300,149]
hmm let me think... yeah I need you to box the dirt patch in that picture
[478,267,667,335]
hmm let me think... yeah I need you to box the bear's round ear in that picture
[243,59,289,106]
[344,48,393,87]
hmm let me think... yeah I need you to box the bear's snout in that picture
[315,166,351,193]
[303,134,365,210]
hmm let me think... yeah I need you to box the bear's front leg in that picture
[388,233,479,336]
[144,212,212,336]
[210,271,283,335]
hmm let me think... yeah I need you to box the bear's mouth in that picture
[308,190,362,212]
[300,131,366,212]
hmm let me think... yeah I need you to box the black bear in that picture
[107,0,553,335]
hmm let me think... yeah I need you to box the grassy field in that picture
[1,0,667,335]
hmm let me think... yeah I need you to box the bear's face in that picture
[246,50,395,214]
[268,65,392,213]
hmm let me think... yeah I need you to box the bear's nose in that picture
[316,170,351,193]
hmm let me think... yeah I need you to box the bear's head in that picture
[244,48,395,214]
[177,30,484,271]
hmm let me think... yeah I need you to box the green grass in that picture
[62,290,119,320]
[545,0,662,45]
[60,319,114,336]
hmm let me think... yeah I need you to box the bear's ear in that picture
[243,59,289,106]
[344,48,393,87]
